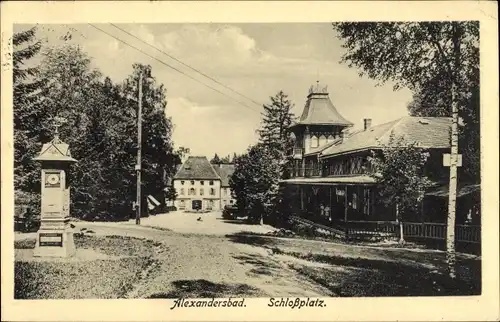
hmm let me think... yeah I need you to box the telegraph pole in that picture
[136,72,143,225]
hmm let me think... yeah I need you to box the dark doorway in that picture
[192,200,202,211]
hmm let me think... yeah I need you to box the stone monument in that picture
[33,129,77,257]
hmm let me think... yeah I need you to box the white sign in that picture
[147,195,161,206]
[443,153,462,167]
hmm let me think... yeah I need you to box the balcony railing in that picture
[288,167,320,178]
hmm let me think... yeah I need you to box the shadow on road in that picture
[233,253,281,276]
[146,279,262,298]
[225,232,279,248]
[288,251,481,297]
[218,218,257,226]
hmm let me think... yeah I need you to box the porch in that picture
[280,179,481,253]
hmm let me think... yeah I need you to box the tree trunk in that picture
[396,203,405,244]
[446,80,459,279]
[446,23,461,279]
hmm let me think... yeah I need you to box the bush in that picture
[166,206,177,212]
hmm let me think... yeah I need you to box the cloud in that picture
[165,97,260,156]
[19,23,413,157]
[160,24,264,66]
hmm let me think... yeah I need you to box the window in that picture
[181,181,185,185]
[180,188,185,196]
[190,180,195,185]
[209,180,214,186]
[200,188,204,196]
[319,135,327,147]
[310,135,319,148]
[230,200,234,204]
[352,192,358,210]
[189,188,195,196]
[210,188,215,196]
[200,181,204,185]
[223,188,227,196]
[179,200,185,209]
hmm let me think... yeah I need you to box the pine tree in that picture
[13,27,43,196]
[258,91,296,156]
[210,153,221,164]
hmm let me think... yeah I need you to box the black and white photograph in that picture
[2,1,499,322]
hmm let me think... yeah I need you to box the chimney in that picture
[363,118,372,131]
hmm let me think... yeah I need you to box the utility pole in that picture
[136,72,143,225]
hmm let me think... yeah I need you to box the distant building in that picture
[213,163,236,208]
[167,156,235,211]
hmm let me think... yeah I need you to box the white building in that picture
[167,156,235,211]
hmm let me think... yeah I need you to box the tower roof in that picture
[291,82,353,129]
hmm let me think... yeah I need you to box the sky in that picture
[15,23,413,158]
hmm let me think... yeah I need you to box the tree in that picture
[220,155,231,163]
[210,153,221,164]
[333,21,478,278]
[165,186,178,204]
[120,64,178,202]
[258,91,296,156]
[176,147,190,163]
[13,27,43,198]
[368,133,433,244]
[258,90,296,183]
[229,144,281,224]
[16,41,180,221]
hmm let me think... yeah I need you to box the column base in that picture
[33,229,76,258]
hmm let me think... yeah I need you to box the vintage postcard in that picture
[1,1,499,321]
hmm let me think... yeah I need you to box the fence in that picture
[347,220,481,244]
[290,214,481,244]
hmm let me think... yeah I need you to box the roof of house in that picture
[320,116,452,158]
[213,163,235,187]
[33,135,77,162]
[291,82,353,128]
[173,156,221,180]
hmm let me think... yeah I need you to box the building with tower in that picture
[281,82,480,238]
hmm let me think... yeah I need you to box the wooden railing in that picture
[347,220,398,236]
[346,221,481,243]
[456,224,481,243]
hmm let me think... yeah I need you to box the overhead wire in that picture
[88,23,262,114]
[109,23,264,108]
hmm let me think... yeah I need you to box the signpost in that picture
[33,129,77,258]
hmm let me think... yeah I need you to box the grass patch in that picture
[14,234,163,299]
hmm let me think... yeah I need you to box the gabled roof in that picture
[320,116,452,158]
[213,163,235,187]
[173,156,221,180]
[291,82,353,128]
[33,135,77,162]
